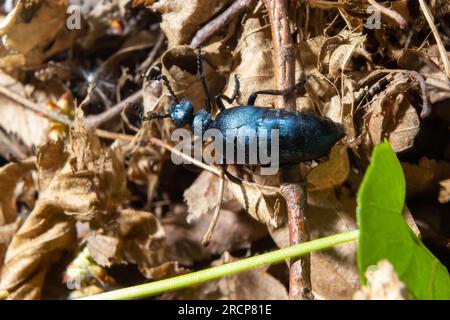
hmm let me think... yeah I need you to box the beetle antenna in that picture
[196,47,213,112]
[156,74,180,105]
[140,110,171,122]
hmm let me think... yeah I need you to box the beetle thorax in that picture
[192,109,212,133]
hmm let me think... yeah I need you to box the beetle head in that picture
[320,117,346,146]
[169,100,194,127]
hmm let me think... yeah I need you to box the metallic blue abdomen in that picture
[210,106,345,165]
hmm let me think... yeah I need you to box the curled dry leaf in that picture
[398,49,450,105]
[0,0,75,71]
[0,159,35,272]
[0,198,77,299]
[152,0,232,48]
[86,233,123,267]
[117,209,176,280]
[0,118,130,299]
[353,260,408,300]
[326,32,371,81]
[361,74,420,154]
[0,160,36,225]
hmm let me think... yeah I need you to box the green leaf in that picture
[357,141,450,300]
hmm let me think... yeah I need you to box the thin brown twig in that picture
[149,137,222,176]
[0,85,72,126]
[263,0,313,300]
[190,0,255,48]
[0,83,140,143]
[139,32,166,72]
[85,89,143,127]
[418,0,450,80]
[202,172,225,246]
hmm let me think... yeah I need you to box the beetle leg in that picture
[196,47,213,112]
[202,172,225,246]
[247,77,309,105]
[222,166,244,185]
[215,74,240,111]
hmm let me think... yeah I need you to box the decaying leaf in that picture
[117,209,176,280]
[0,72,63,149]
[360,73,421,154]
[86,233,123,267]
[0,160,36,225]
[184,171,233,223]
[0,117,129,299]
[354,260,408,300]
[0,0,75,71]
[152,0,231,48]
[164,204,267,266]
[217,264,288,300]
[227,179,286,228]
[223,17,275,108]
[161,46,225,113]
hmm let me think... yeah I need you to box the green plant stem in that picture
[80,230,359,300]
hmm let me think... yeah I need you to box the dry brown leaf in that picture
[152,0,231,48]
[0,202,77,299]
[362,74,420,154]
[0,0,75,71]
[0,117,130,299]
[318,31,371,81]
[353,260,407,300]
[0,220,21,273]
[402,158,450,198]
[161,46,225,113]
[117,209,174,279]
[86,233,123,267]
[307,144,349,191]
[184,171,233,223]
[164,204,267,266]
[0,72,64,149]
[227,179,286,228]
[223,17,275,108]
[0,159,35,272]
[398,49,450,104]
[0,160,35,225]
[438,179,450,203]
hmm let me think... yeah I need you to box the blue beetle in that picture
[142,51,345,169]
